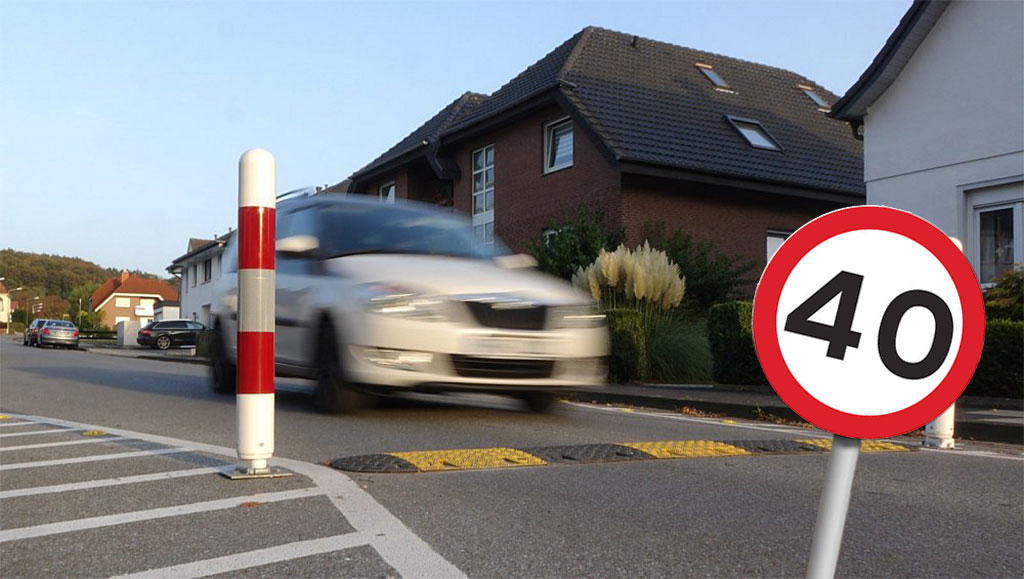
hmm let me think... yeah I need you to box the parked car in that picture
[138,320,208,350]
[23,319,49,346]
[209,195,609,413]
[37,320,80,349]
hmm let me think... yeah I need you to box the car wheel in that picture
[521,393,558,413]
[209,326,236,395]
[155,335,172,350]
[314,321,362,414]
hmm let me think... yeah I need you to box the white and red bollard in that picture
[227,149,290,479]
[924,236,964,450]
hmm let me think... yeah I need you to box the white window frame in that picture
[378,182,395,204]
[797,84,830,111]
[190,264,197,287]
[544,117,574,174]
[471,145,495,246]
[202,259,212,283]
[115,297,131,308]
[766,229,792,264]
[965,179,1024,287]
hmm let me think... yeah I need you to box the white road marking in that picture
[917,447,1024,461]
[0,436,126,452]
[0,422,41,428]
[0,467,223,499]
[1,412,465,578]
[0,487,324,542]
[0,448,185,471]
[114,533,372,579]
[0,428,85,438]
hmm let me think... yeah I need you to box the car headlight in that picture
[552,302,606,328]
[359,283,450,321]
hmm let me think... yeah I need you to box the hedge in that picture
[708,301,767,386]
[965,319,1023,399]
[605,308,647,383]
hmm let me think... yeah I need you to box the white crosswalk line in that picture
[0,448,185,471]
[0,467,223,499]
[0,428,85,438]
[0,437,126,452]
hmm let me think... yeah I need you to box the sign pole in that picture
[805,435,860,579]
[225,148,290,480]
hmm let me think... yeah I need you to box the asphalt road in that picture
[2,339,1022,578]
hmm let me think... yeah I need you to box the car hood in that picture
[323,254,591,304]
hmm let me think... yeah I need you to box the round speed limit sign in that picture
[753,206,986,439]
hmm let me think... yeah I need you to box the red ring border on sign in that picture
[753,206,986,439]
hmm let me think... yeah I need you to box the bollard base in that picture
[220,465,294,480]
[923,436,956,450]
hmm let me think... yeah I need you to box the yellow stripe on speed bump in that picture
[390,447,547,472]
[621,440,751,459]
[797,439,911,453]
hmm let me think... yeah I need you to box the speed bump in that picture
[330,438,914,474]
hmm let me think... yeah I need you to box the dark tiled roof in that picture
[351,92,486,179]
[188,238,215,252]
[559,27,864,195]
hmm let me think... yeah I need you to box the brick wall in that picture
[450,104,621,252]
[621,174,852,290]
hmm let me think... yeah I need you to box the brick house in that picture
[89,271,179,328]
[343,27,864,285]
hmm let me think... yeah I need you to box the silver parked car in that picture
[36,320,80,349]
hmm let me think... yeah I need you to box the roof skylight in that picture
[695,63,730,89]
[798,85,830,109]
[726,116,781,151]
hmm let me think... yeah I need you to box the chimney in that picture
[120,270,130,282]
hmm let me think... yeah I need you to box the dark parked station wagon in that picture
[138,320,208,350]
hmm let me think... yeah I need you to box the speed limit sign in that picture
[753,206,986,439]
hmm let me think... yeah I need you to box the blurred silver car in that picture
[210,195,609,413]
[37,320,80,349]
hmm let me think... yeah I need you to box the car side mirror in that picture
[493,253,538,269]
[276,235,319,257]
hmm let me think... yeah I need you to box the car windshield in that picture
[318,204,510,260]
[45,321,75,328]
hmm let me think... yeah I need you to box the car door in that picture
[162,321,188,345]
[275,207,320,366]
[185,321,206,346]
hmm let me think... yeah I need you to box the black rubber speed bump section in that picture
[331,454,419,473]
[521,444,650,464]
[728,439,831,455]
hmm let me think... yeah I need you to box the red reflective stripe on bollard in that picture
[238,206,276,271]
[237,332,275,395]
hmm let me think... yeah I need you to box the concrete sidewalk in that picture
[73,340,1024,445]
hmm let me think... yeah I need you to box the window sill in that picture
[543,162,573,175]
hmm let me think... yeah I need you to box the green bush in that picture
[195,331,214,357]
[647,316,713,384]
[707,301,768,386]
[9,322,25,334]
[965,319,1023,399]
[528,206,624,280]
[605,309,647,383]
[643,223,756,312]
[984,269,1023,321]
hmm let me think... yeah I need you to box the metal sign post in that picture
[225,148,290,480]
[805,435,861,579]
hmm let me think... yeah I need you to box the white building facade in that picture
[832,0,1024,286]
[168,234,231,327]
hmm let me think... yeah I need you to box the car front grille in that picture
[450,355,555,380]
[463,301,547,331]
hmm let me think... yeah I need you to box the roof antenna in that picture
[631,35,638,48]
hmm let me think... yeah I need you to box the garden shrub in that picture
[605,309,646,383]
[10,322,25,334]
[643,223,756,312]
[647,316,712,384]
[195,331,215,357]
[528,206,624,281]
[964,319,1023,399]
[707,301,768,386]
[984,269,1023,321]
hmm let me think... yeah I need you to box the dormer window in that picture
[798,84,830,110]
[726,115,782,151]
[695,63,730,89]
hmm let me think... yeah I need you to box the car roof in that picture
[278,194,444,216]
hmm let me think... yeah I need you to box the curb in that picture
[569,390,1023,446]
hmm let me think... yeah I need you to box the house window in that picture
[967,181,1023,285]
[190,264,197,287]
[767,230,792,263]
[726,116,782,151]
[798,84,830,109]
[695,63,730,89]
[544,118,573,173]
[202,259,212,283]
[378,183,395,204]
[471,145,495,245]
[115,297,131,308]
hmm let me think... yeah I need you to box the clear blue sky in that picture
[0,0,910,277]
